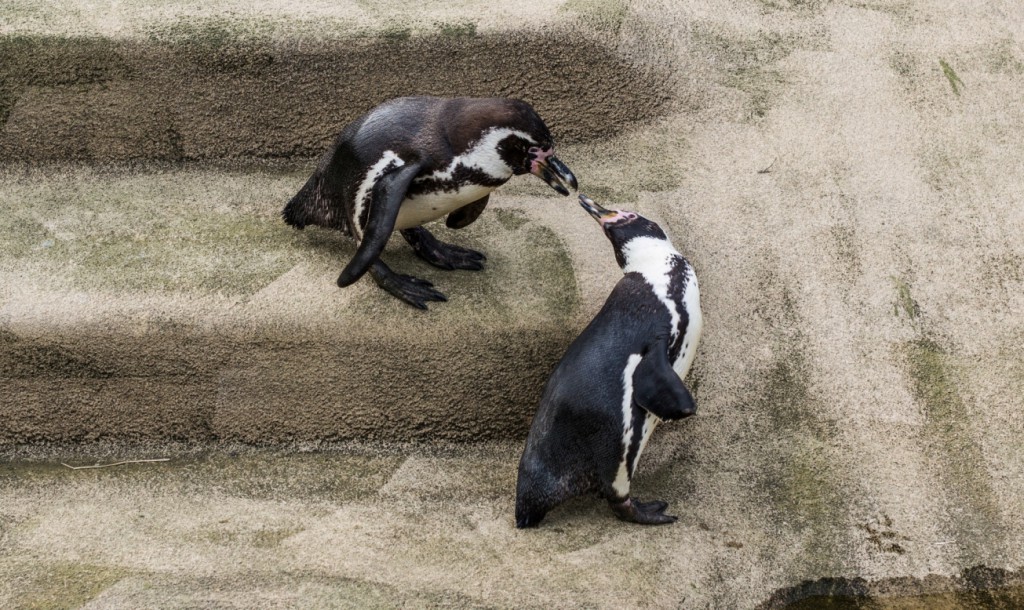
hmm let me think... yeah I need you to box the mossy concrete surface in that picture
[3,0,1024,607]
[0,165,583,443]
[2,444,1024,609]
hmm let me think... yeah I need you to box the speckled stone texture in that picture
[2,0,1024,607]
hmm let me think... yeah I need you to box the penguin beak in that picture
[578,194,618,223]
[531,155,578,196]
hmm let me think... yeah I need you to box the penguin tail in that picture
[515,500,547,529]
[282,173,318,230]
[515,466,553,529]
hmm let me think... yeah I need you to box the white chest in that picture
[393,183,496,230]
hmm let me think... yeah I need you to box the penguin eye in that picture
[528,145,553,159]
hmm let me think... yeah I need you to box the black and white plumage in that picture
[515,195,702,528]
[282,96,577,309]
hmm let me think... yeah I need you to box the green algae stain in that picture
[939,59,965,96]
[757,351,846,575]
[829,225,861,279]
[891,276,920,323]
[442,217,580,322]
[890,51,916,78]
[199,525,304,548]
[905,338,960,426]
[65,214,296,295]
[378,25,412,42]
[747,272,848,575]
[903,338,1004,561]
[0,170,308,297]
[756,0,829,13]
[692,27,803,123]
[493,208,529,231]
[561,0,629,31]
[435,20,477,38]
[14,562,128,610]
[144,17,276,47]
[985,39,1024,75]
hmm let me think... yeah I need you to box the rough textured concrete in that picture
[0,14,672,161]
[3,0,1024,607]
[2,444,1023,609]
[0,166,581,443]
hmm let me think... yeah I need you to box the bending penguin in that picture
[515,194,703,527]
[282,96,577,309]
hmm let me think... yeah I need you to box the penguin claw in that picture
[394,280,448,309]
[401,227,487,271]
[609,497,677,526]
[635,500,670,514]
[368,261,448,309]
[392,285,448,310]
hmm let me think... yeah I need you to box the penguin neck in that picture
[618,236,680,275]
[447,126,526,181]
[619,235,689,362]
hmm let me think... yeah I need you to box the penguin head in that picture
[492,100,578,196]
[578,194,668,268]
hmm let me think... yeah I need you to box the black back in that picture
[518,275,673,495]
[282,97,554,233]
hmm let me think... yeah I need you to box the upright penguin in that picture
[515,194,703,527]
[283,96,577,309]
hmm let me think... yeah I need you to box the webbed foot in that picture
[366,260,447,310]
[609,497,677,525]
[401,227,486,271]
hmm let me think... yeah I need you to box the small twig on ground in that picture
[61,458,171,470]
[757,157,778,174]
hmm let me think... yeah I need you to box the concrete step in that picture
[0,163,609,443]
[0,3,672,163]
[0,0,680,444]
[0,1,676,444]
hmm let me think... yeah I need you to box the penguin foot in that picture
[369,260,448,310]
[609,497,677,525]
[401,227,486,271]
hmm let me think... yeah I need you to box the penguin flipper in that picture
[445,194,489,229]
[632,341,697,421]
[337,161,424,287]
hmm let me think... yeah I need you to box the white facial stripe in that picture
[613,353,644,498]
[622,235,683,345]
[352,151,404,239]
[415,127,532,185]
[674,271,703,378]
